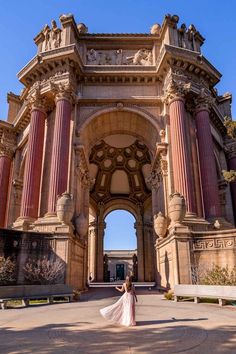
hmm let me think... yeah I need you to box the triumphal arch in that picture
[0,14,236,290]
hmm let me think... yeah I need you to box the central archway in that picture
[77,109,164,284]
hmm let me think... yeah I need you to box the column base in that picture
[207,217,234,230]
[12,217,36,231]
[183,216,210,231]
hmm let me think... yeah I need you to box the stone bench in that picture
[174,284,236,306]
[0,284,73,309]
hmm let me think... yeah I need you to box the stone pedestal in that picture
[195,101,221,219]
[156,225,192,288]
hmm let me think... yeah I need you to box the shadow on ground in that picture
[1,321,236,354]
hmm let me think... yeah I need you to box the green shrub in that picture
[201,265,236,286]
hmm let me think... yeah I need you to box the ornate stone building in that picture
[0,14,236,289]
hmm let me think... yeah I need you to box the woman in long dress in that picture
[100,276,138,327]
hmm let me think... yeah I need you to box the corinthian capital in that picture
[165,79,186,104]
[0,143,14,159]
[27,87,47,113]
[194,89,215,113]
[53,82,76,103]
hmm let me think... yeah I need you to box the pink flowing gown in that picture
[100,284,136,327]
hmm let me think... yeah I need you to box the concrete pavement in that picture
[0,288,236,354]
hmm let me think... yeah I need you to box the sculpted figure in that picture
[51,20,62,49]
[178,23,188,49]
[126,49,152,65]
[87,49,98,64]
[43,25,51,51]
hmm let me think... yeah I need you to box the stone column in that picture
[89,225,97,281]
[168,89,196,215]
[225,141,236,223]
[195,96,221,218]
[47,88,72,215]
[135,221,145,281]
[96,221,106,281]
[0,142,14,227]
[20,101,46,220]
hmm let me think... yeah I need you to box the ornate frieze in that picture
[193,236,236,251]
[86,48,153,66]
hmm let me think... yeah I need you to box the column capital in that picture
[0,143,14,159]
[53,82,76,104]
[194,89,215,114]
[27,86,47,114]
[165,79,186,104]
[0,128,16,159]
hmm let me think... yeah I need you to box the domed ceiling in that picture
[89,135,152,204]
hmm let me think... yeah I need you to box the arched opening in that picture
[103,210,137,282]
[81,109,164,285]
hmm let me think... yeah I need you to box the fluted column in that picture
[47,89,72,214]
[225,141,236,223]
[20,102,46,219]
[169,92,196,214]
[135,221,145,281]
[0,142,14,227]
[195,97,221,218]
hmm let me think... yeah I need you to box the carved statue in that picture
[50,20,62,49]
[126,49,152,65]
[77,23,88,34]
[87,49,98,64]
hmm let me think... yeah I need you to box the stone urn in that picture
[75,213,88,237]
[154,212,168,239]
[56,192,74,225]
[168,192,186,226]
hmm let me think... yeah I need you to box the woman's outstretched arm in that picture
[115,284,125,292]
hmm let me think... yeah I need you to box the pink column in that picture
[20,106,46,219]
[169,97,196,214]
[47,94,72,214]
[195,103,221,218]
[227,148,236,223]
[0,149,12,227]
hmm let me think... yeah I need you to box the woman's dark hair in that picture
[125,275,132,291]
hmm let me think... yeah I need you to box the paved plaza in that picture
[0,289,236,354]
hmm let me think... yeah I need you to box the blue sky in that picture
[0,0,235,120]
[104,210,136,250]
[1,1,235,249]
